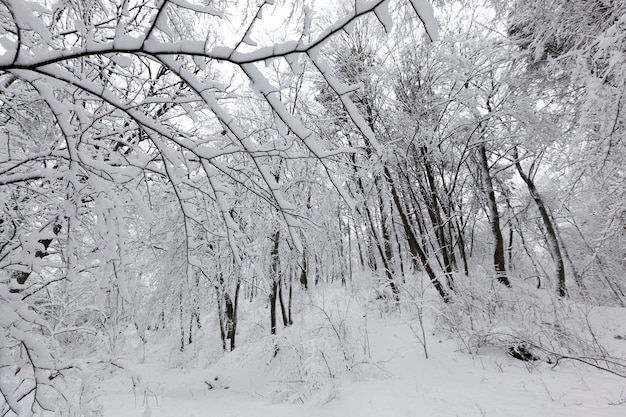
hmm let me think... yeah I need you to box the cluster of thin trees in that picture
[1,0,624,415]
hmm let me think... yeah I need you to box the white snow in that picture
[409,0,439,42]
[168,0,223,17]
[374,1,394,33]
[99,281,626,417]
[114,35,144,50]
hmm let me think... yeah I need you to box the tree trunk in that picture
[224,293,235,350]
[269,231,280,335]
[370,205,400,300]
[419,147,455,289]
[378,190,400,300]
[514,148,566,297]
[216,285,227,351]
[299,250,308,289]
[231,277,241,350]
[278,280,290,327]
[384,166,450,301]
[287,273,293,325]
[179,291,185,352]
[453,216,470,276]
[478,144,510,287]
[269,280,278,335]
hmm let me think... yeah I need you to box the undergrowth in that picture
[432,273,626,377]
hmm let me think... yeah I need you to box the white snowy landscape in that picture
[99,279,626,417]
[1,0,625,416]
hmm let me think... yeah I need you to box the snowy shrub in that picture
[268,333,341,405]
[434,272,626,376]
[202,283,385,405]
[1,280,63,416]
[0,277,141,417]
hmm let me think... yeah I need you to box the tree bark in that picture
[278,280,290,327]
[216,284,226,351]
[514,148,566,297]
[384,166,450,301]
[231,277,241,350]
[269,231,280,335]
[478,143,511,287]
[419,147,455,289]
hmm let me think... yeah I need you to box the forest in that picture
[1,0,625,416]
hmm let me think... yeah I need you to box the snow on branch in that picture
[0,0,439,254]
[0,3,439,408]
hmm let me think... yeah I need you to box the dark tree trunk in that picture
[354,177,399,300]
[419,147,455,289]
[378,190,400,300]
[230,278,241,350]
[287,274,293,325]
[514,148,566,297]
[224,293,235,350]
[278,280,290,327]
[179,292,185,352]
[216,285,227,351]
[299,250,308,290]
[453,216,470,276]
[269,280,278,335]
[384,166,450,301]
[269,231,280,335]
[367,202,400,300]
[478,144,511,287]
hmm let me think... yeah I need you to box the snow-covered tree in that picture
[0,0,440,414]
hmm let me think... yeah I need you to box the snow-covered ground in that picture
[101,284,626,417]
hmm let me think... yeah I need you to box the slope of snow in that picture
[100,283,626,417]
